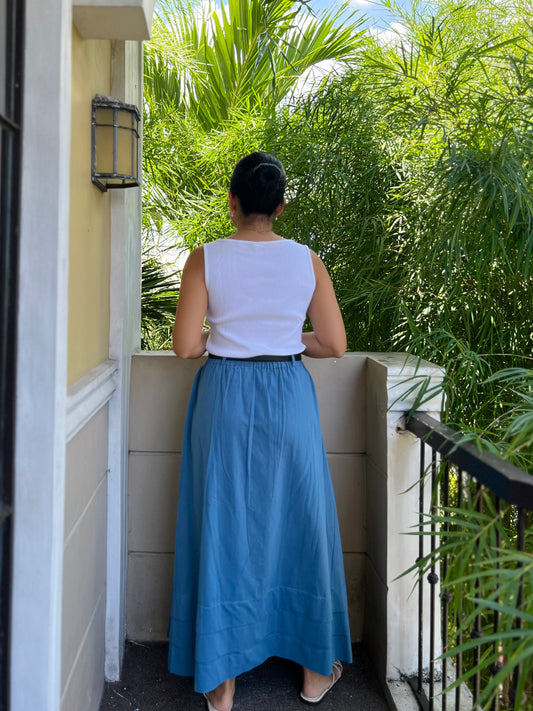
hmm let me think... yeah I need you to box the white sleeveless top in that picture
[204,238,316,357]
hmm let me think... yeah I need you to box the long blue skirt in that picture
[168,357,352,693]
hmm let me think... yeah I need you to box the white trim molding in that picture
[105,40,144,681]
[73,0,157,40]
[11,0,72,709]
[67,360,119,442]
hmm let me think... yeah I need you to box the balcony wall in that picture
[126,351,444,687]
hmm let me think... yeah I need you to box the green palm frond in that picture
[145,0,366,129]
[409,500,533,710]
[141,254,180,350]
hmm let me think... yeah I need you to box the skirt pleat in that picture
[168,358,353,693]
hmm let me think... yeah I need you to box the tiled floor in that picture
[100,642,391,711]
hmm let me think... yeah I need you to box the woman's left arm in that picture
[172,247,209,359]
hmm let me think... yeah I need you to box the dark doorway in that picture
[0,0,23,708]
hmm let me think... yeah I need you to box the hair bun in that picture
[255,163,281,187]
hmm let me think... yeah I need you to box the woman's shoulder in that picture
[183,245,204,272]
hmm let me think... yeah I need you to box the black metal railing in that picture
[404,412,533,711]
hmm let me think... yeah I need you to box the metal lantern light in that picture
[91,94,140,191]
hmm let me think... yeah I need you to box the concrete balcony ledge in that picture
[126,351,445,711]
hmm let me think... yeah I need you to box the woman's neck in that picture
[231,215,282,241]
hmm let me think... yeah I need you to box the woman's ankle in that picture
[206,677,235,711]
[301,667,333,698]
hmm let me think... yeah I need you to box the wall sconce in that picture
[91,94,141,191]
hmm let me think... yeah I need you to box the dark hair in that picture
[229,152,286,217]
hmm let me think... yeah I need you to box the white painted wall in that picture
[11,1,72,709]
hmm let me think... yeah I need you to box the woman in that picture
[168,152,352,711]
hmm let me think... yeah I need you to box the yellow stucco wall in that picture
[68,26,111,385]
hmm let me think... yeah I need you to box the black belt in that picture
[208,353,302,362]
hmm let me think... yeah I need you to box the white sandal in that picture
[300,661,343,705]
[204,692,220,711]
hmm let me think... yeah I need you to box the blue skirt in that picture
[168,357,352,693]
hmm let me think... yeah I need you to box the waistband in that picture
[208,353,302,362]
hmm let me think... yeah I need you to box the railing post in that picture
[364,354,444,697]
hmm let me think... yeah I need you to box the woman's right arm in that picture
[172,247,209,359]
[302,250,347,359]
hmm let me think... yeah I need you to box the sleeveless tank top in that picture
[204,238,316,358]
